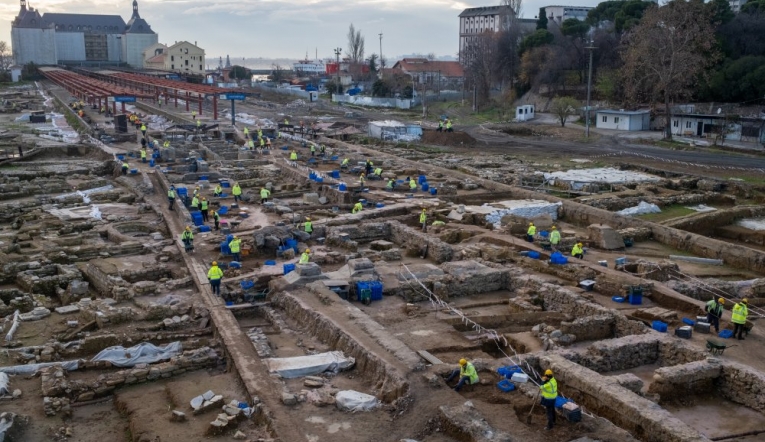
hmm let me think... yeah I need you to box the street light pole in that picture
[379,32,383,79]
[585,40,596,138]
[334,47,342,91]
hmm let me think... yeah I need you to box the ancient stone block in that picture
[588,224,624,250]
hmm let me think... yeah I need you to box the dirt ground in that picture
[420,129,477,147]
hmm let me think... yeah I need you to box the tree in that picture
[586,0,652,33]
[561,18,590,39]
[368,54,378,74]
[461,32,496,106]
[228,65,249,80]
[706,0,734,25]
[621,0,719,140]
[270,64,286,83]
[742,0,765,14]
[371,79,391,97]
[550,96,580,127]
[326,81,343,95]
[519,29,554,54]
[537,7,548,29]
[704,56,765,102]
[0,41,11,72]
[346,24,365,63]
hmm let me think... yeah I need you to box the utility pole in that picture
[585,40,596,138]
[379,32,383,79]
[334,47,342,91]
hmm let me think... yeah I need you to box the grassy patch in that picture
[637,204,696,222]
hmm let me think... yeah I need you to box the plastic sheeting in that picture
[335,390,379,412]
[4,311,19,342]
[264,351,355,379]
[0,360,79,375]
[0,373,8,396]
[90,342,182,368]
[617,201,661,216]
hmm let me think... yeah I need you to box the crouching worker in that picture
[445,358,479,392]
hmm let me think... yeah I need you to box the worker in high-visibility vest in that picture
[409,177,417,191]
[539,369,558,430]
[229,236,242,262]
[303,217,313,236]
[732,299,749,340]
[526,222,536,242]
[260,187,271,204]
[352,201,363,214]
[549,226,561,251]
[419,209,428,232]
[243,127,249,138]
[140,147,147,163]
[207,261,223,295]
[299,249,310,264]
[232,182,242,203]
[290,150,298,161]
[200,197,209,222]
[341,158,350,169]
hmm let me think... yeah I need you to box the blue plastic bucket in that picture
[430,188,437,195]
[330,170,340,179]
[497,379,516,392]
[421,183,429,191]
[117,154,125,160]
[527,251,540,259]
[283,263,296,274]
[221,181,230,188]
[309,172,317,180]
[264,260,276,266]
[376,203,385,208]
[218,206,228,215]
[338,184,347,191]
[149,159,155,167]
[418,175,427,184]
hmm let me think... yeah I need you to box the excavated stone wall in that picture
[664,205,765,235]
[390,221,454,264]
[271,289,412,403]
[649,359,722,402]
[540,354,712,442]
[717,361,765,412]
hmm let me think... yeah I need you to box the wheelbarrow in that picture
[706,339,738,355]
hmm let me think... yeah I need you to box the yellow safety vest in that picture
[550,230,561,244]
[540,378,558,400]
[290,152,298,160]
[732,303,748,325]
[409,180,417,189]
[299,253,310,264]
[200,200,208,210]
[168,189,175,198]
[572,245,583,255]
[304,221,313,233]
[214,186,222,194]
[181,231,193,241]
[191,197,199,207]
[261,188,270,198]
[460,362,479,385]
[353,203,363,214]
[207,266,223,280]
[229,239,241,253]
[527,225,536,235]
[232,185,242,196]
[420,213,427,223]
[140,149,146,158]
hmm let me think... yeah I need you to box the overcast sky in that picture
[1,0,606,62]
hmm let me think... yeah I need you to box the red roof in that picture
[391,59,464,77]
[146,53,166,64]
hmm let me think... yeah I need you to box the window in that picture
[171,55,174,61]
[673,120,679,127]
[199,65,202,71]
[185,60,189,66]
[602,115,607,123]
[614,117,620,124]
[171,64,175,69]
[685,121,692,128]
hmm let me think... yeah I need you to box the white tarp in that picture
[0,373,9,396]
[90,342,182,368]
[737,218,765,231]
[264,351,355,379]
[544,167,660,185]
[617,201,661,216]
[335,390,379,412]
[0,360,79,375]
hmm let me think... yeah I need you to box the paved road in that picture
[464,125,765,172]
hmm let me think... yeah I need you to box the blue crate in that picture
[550,252,568,265]
[418,175,427,184]
[199,225,211,232]
[356,281,383,301]
[229,262,241,269]
[241,280,255,290]
[527,251,540,259]
[682,318,695,326]
[220,241,231,255]
[221,181,230,188]
[264,260,276,266]
[421,183,429,191]
[430,188,438,195]
[176,187,188,196]
[497,379,516,392]
[612,296,625,303]
[628,293,643,305]
[497,366,523,379]
[555,397,571,408]
[218,206,228,215]
[283,263,295,275]
[719,329,734,339]
[652,320,668,333]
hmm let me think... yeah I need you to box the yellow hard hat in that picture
[201,197,206,200]
[185,226,191,230]
[306,217,311,220]
[459,359,467,366]
[577,242,583,246]
[718,298,725,304]
[212,261,218,266]
[552,226,557,230]
[529,222,534,226]
[195,186,200,189]
[305,249,311,253]
[545,369,553,376]
[422,208,426,212]
[742,298,748,304]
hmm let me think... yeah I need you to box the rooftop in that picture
[42,13,126,33]
[391,59,464,78]
[597,109,650,115]
[459,6,513,17]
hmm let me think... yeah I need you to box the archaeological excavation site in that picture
[1,76,765,442]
